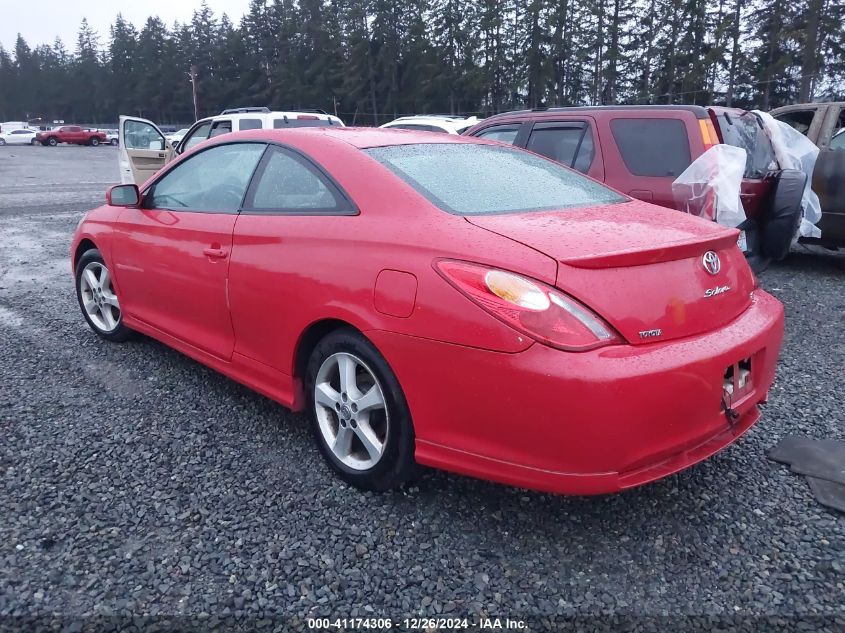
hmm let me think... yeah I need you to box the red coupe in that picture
[71,128,785,495]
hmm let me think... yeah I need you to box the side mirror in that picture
[107,184,140,207]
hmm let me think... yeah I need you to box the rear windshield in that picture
[365,143,626,215]
[273,118,334,128]
[715,111,777,178]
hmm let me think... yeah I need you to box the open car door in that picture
[118,116,174,185]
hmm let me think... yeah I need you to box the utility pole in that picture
[189,66,199,121]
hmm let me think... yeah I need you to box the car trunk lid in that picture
[466,200,755,344]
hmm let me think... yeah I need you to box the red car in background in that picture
[71,128,784,495]
[37,125,108,147]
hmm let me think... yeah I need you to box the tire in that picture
[47,136,58,146]
[305,328,417,491]
[0,139,5,146]
[90,137,100,146]
[30,139,38,146]
[110,138,119,146]
[761,169,805,261]
[75,249,134,342]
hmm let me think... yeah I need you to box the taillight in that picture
[434,260,621,352]
[699,118,719,151]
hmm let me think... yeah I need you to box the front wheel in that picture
[110,138,118,146]
[0,139,6,146]
[75,249,134,342]
[47,137,58,146]
[305,328,417,491]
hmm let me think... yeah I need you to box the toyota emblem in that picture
[702,251,721,275]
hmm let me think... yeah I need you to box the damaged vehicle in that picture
[771,101,845,248]
[72,127,784,495]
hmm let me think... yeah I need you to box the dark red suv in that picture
[465,106,802,264]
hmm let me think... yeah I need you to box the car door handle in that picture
[203,247,228,259]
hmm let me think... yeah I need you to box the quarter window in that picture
[610,118,691,177]
[244,147,348,213]
[146,143,265,212]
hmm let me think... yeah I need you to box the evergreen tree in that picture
[0,0,841,124]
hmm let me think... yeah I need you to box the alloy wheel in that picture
[314,352,389,470]
[78,261,121,332]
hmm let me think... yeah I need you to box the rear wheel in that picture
[110,138,118,146]
[305,328,416,491]
[75,249,134,342]
[90,137,100,147]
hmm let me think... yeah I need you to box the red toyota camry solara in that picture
[71,128,785,495]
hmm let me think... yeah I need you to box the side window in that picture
[475,125,520,145]
[829,108,845,150]
[239,118,262,131]
[209,120,233,138]
[526,123,595,173]
[146,143,265,212]
[773,110,816,136]
[124,120,165,150]
[244,146,349,214]
[610,118,691,177]
[12,130,28,135]
[182,122,212,150]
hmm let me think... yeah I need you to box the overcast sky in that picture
[1,1,253,51]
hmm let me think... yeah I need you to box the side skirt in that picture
[122,314,303,412]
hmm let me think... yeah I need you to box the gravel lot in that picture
[0,145,843,631]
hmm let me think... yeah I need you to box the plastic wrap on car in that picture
[671,144,747,228]
[754,110,822,239]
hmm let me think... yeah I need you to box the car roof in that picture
[484,104,711,122]
[200,126,477,150]
[387,115,476,122]
[206,110,342,121]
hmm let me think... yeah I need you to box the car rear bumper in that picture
[367,289,784,495]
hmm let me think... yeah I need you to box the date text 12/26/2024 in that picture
[307,617,528,630]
